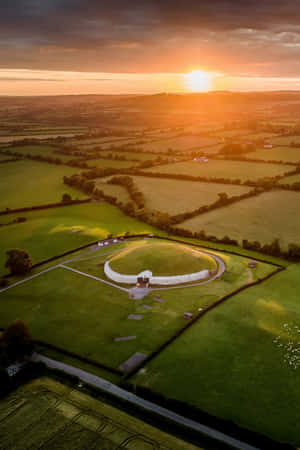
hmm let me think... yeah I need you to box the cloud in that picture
[1,1,300,76]
[0,77,63,81]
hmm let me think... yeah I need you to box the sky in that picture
[1,0,300,95]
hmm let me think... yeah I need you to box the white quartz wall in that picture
[104,261,210,286]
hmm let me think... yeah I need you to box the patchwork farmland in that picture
[1,93,300,449]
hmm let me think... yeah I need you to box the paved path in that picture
[60,264,129,293]
[0,265,59,294]
[31,353,258,450]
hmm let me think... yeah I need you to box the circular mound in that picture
[109,241,217,277]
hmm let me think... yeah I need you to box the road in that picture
[31,353,258,450]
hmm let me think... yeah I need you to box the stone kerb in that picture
[104,261,211,286]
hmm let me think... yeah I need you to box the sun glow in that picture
[184,70,213,92]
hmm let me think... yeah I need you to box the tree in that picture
[62,193,72,203]
[0,320,34,362]
[218,192,228,203]
[5,249,32,275]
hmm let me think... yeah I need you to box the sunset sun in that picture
[184,70,213,92]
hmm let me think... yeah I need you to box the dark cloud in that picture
[1,1,300,75]
[0,77,63,81]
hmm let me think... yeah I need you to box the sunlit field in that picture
[145,159,292,181]
[179,190,300,250]
[4,143,76,162]
[139,135,219,153]
[0,202,156,275]
[100,175,252,215]
[247,146,300,163]
[0,159,84,210]
[133,264,300,446]
[1,91,300,448]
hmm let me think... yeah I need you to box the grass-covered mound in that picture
[109,240,217,276]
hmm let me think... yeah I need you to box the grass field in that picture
[101,176,252,215]
[0,202,156,276]
[109,240,218,275]
[210,129,251,138]
[200,144,224,154]
[0,126,86,135]
[271,135,300,145]
[0,377,196,449]
[72,137,140,150]
[0,154,18,161]
[96,181,131,203]
[145,159,292,182]
[3,144,75,162]
[0,159,84,211]
[279,173,300,184]
[248,146,300,163]
[179,190,300,250]
[86,158,137,169]
[140,136,219,153]
[243,132,278,141]
[0,238,273,368]
[133,264,300,446]
[0,133,82,143]
[98,150,163,161]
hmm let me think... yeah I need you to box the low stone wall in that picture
[104,261,210,286]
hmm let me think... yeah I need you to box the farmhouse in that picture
[264,142,273,149]
[248,260,258,268]
[193,156,208,163]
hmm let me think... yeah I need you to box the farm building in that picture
[248,260,258,268]
[193,156,209,163]
[264,142,273,149]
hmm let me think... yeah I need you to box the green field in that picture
[96,180,131,203]
[145,159,292,182]
[0,159,84,211]
[98,150,163,161]
[0,132,83,143]
[243,132,278,141]
[248,146,300,163]
[109,240,217,276]
[200,144,224,154]
[72,137,140,150]
[0,154,18,161]
[2,144,75,162]
[0,377,195,449]
[0,202,156,276]
[126,176,252,214]
[133,264,300,446]
[271,135,300,145]
[279,173,300,184]
[0,238,273,368]
[87,158,137,169]
[140,136,219,153]
[210,129,251,138]
[0,126,86,136]
[179,190,300,250]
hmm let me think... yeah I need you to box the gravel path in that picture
[60,264,130,292]
[0,265,59,294]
